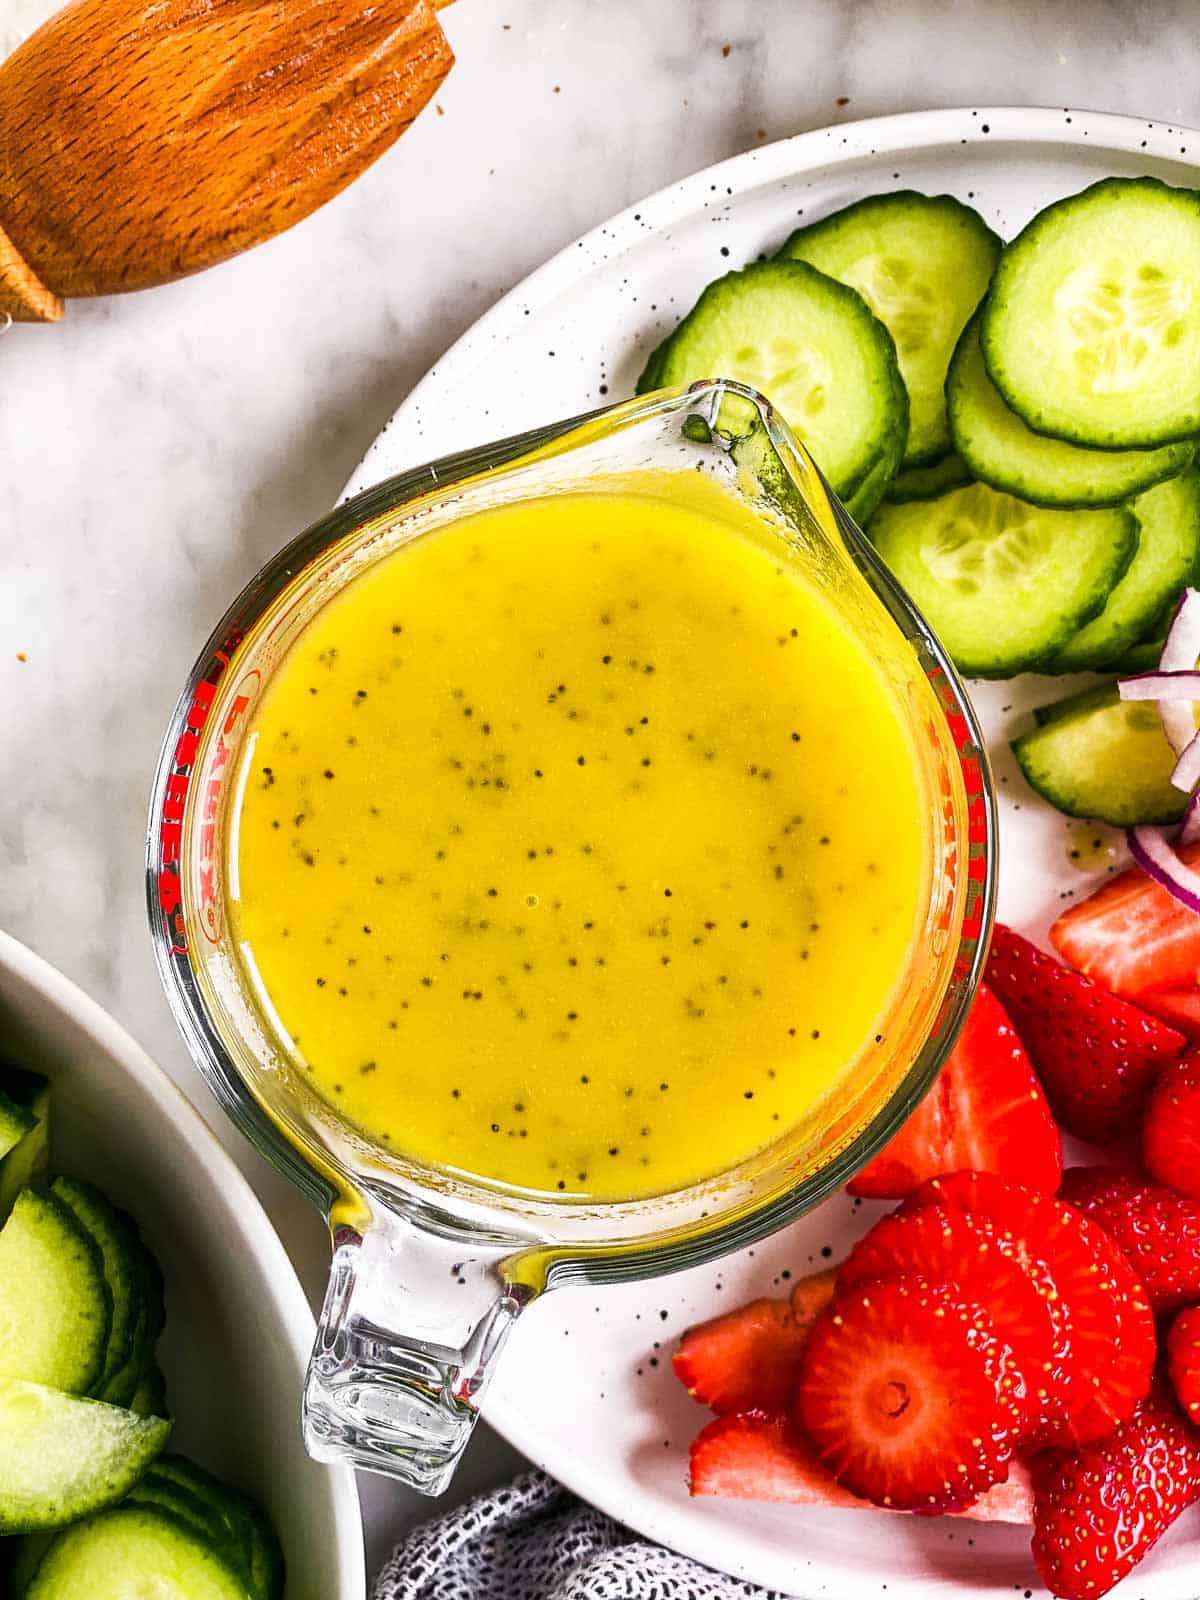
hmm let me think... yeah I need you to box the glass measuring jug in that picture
[147,382,995,1494]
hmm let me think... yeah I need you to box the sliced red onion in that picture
[1155,590,1200,757]
[1159,702,1197,761]
[1127,825,1200,913]
[1173,731,1200,795]
[1181,790,1200,847]
[1119,671,1200,702]
[1115,594,1200,906]
[1160,589,1200,670]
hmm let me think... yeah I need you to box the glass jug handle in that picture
[303,1208,533,1494]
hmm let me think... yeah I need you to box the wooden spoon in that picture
[0,0,455,322]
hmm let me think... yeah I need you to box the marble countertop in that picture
[3,0,1198,1582]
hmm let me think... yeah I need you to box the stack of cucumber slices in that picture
[0,1064,283,1600]
[638,176,1200,828]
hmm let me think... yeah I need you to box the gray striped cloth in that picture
[373,1470,788,1600]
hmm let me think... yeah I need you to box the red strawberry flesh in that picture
[1143,1049,1200,1199]
[903,1166,1049,1228]
[1167,1306,1200,1425]
[838,1205,1056,1417]
[1062,1165,1200,1312]
[689,1409,1034,1522]
[848,984,1061,1199]
[796,1278,1028,1513]
[1031,1390,1200,1599]
[1138,986,1200,1041]
[790,1266,839,1325]
[985,923,1185,1144]
[1050,839,1200,999]
[1057,1166,1142,1212]
[673,1287,832,1416]
[690,1411,871,1509]
[905,1170,1155,1445]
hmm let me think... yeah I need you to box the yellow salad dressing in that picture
[229,477,929,1200]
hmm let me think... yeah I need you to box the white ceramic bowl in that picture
[0,929,365,1599]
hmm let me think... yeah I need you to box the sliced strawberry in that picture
[689,1410,1034,1522]
[985,924,1186,1144]
[795,1278,1028,1513]
[905,1171,1155,1445]
[847,985,1061,1199]
[838,1206,1056,1416]
[1139,986,1200,1040]
[1144,1049,1200,1198]
[790,1266,839,1326]
[1167,1306,1200,1425]
[1050,840,1200,999]
[674,1297,810,1415]
[902,1167,1048,1228]
[1031,1390,1200,1599]
[1057,1166,1142,1212]
[1062,1165,1200,1311]
[690,1411,868,1508]
[953,1461,1034,1525]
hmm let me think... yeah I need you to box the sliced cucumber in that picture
[0,1087,35,1163]
[948,316,1195,507]
[97,1215,164,1405]
[0,1379,169,1534]
[128,1468,251,1592]
[982,177,1200,448]
[779,191,1000,465]
[144,1462,251,1580]
[637,332,672,394]
[0,1188,111,1393]
[843,449,899,525]
[245,1507,284,1600]
[143,1456,232,1503]
[1032,682,1120,728]
[128,1362,168,1420]
[97,1300,147,1408]
[139,1234,167,1344]
[236,1499,284,1600]
[1112,636,1167,675]
[644,259,908,496]
[0,1117,50,1224]
[25,1505,245,1600]
[0,1062,49,1106]
[885,452,972,503]
[865,481,1136,677]
[51,1178,143,1399]
[1013,686,1184,826]
[9,1530,54,1596]
[148,1458,283,1600]
[0,1070,50,1221]
[1050,470,1200,672]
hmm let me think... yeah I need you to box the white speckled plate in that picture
[346,109,1200,1599]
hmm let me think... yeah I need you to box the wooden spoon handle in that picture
[0,0,454,321]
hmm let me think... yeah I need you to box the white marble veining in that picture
[3,0,1199,1580]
